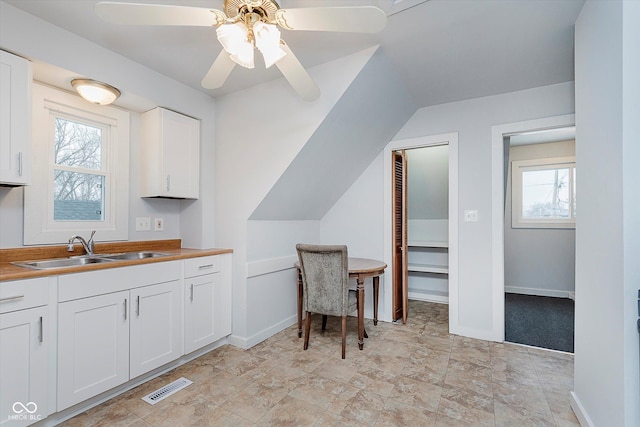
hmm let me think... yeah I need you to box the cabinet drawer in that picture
[0,277,49,314]
[184,256,220,278]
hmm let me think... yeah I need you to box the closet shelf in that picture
[408,240,448,248]
[407,263,449,274]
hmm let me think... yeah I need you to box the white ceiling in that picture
[3,0,584,108]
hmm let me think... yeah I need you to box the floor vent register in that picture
[141,377,193,405]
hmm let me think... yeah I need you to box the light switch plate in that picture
[136,217,151,231]
[464,210,478,222]
[154,218,164,231]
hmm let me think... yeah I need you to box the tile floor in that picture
[60,301,580,426]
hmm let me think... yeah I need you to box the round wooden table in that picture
[295,257,387,350]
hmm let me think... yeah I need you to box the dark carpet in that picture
[505,293,574,353]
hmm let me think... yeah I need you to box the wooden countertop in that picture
[0,239,232,282]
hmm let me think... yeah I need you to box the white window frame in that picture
[24,83,129,245]
[511,156,576,229]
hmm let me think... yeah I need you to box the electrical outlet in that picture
[154,218,164,231]
[136,217,151,231]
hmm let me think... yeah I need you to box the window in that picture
[511,156,576,229]
[24,83,129,244]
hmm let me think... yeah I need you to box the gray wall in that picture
[504,140,575,297]
[407,145,449,220]
[573,1,640,425]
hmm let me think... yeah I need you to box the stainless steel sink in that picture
[13,256,116,270]
[97,251,170,261]
[12,251,171,270]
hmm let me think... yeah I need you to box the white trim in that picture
[227,314,298,349]
[511,156,576,229]
[383,132,458,331]
[24,83,129,245]
[504,286,574,299]
[570,391,595,427]
[408,292,449,304]
[491,114,575,342]
[246,255,297,278]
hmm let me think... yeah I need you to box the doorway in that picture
[503,131,576,352]
[490,115,575,344]
[383,133,458,329]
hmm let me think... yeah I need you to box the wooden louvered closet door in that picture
[392,150,408,323]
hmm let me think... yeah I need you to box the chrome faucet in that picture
[67,230,96,256]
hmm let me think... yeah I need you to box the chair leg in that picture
[341,315,347,359]
[322,314,328,330]
[303,311,311,350]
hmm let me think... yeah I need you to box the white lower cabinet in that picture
[184,254,232,354]
[57,291,129,411]
[56,262,183,410]
[129,280,182,378]
[0,277,50,427]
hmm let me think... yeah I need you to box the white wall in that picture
[572,1,640,426]
[215,48,378,346]
[0,1,216,249]
[316,83,575,340]
[504,140,576,297]
[391,82,574,339]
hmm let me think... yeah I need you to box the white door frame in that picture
[383,132,458,330]
[490,114,575,341]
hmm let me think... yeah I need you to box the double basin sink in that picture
[13,251,170,270]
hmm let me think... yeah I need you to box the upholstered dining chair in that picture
[296,243,357,359]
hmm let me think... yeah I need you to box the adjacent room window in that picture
[24,83,130,244]
[511,156,576,229]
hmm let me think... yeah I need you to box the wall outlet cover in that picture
[154,218,164,231]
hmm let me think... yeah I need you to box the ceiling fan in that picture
[95,1,387,101]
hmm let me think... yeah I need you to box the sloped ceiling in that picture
[249,47,416,220]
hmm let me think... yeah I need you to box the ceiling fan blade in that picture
[275,42,320,102]
[201,50,236,89]
[95,2,226,26]
[275,6,387,33]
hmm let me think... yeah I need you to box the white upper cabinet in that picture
[140,107,200,199]
[0,51,32,186]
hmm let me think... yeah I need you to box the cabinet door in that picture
[184,273,217,354]
[129,280,182,378]
[161,109,199,199]
[0,306,48,426]
[0,51,31,186]
[141,107,199,199]
[57,291,129,411]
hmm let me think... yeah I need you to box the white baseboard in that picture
[228,314,298,350]
[408,291,449,304]
[570,391,594,427]
[505,286,574,299]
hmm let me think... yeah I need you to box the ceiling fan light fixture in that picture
[253,21,286,68]
[229,42,255,69]
[71,78,121,105]
[217,22,255,69]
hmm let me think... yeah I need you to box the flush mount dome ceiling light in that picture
[95,0,387,102]
[71,78,121,105]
